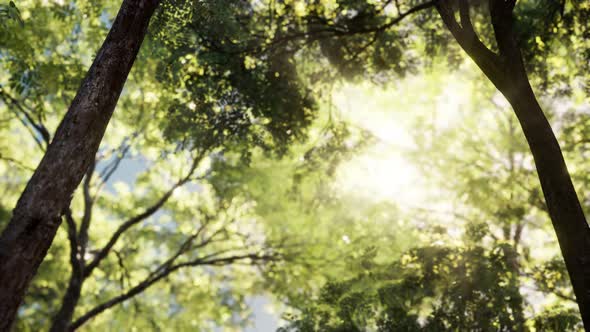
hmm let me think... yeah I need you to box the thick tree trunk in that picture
[502,75,590,327]
[436,0,590,327]
[0,0,160,329]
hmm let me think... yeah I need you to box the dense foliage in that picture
[1,0,590,331]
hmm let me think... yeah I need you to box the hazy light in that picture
[331,77,467,207]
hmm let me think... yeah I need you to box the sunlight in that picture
[335,143,423,206]
[332,77,468,207]
[3,2,585,329]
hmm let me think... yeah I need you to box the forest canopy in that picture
[0,0,590,331]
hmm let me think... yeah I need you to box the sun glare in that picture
[332,77,469,208]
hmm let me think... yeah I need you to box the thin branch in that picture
[97,143,131,179]
[520,273,576,303]
[436,0,502,78]
[83,150,208,278]
[234,0,436,56]
[146,216,214,280]
[3,107,45,151]
[458,0,475,34]
[78,160,95,263]
[83,186,176,277]
[0,87,50,148]
[94,141,133,198]
[146,234,200,279]
[347,0,436,34]
[113,249,132,289]
[552,290,577,303]
[341,31,380,68]
[0,153,35,171]
[394,0,401,15]
[64,210,83,278]
[513,221,524,249]
[70,252,276,330]
[174,252,277,270]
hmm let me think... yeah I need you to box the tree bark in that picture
[436,0,590,327]
[0,0,160,329]
[503,73,590,328]
[49,274,83,332]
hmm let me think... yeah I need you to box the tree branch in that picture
[113,249,132,289]
[146,216,214,280]
[348,0,436,34]
[232,0,436,56]
[488,0,519,60]
[78,160,96,265]
[436,0,502,79]
[70,251,276,330]
[83,150,208,278]
[520,272,577,303]
[0,87,51,148]
[64,210,83,278]
[0,153,35,171]
[94,137,135,197]
[458,0,474,34]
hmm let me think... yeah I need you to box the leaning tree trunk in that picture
[436,0,590,328]
[0,0,160,329]
[503,69,590,327]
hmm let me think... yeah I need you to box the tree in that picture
[10,89,404,330]
[3,0,590,328]
[0,2,345,329]
[273,69,585,331]
[435,1,590,325]
[46,145,281,331]
[212,0,590,324]
[278,236,581,331]
[1,0,324,327]
[0,0,160,328]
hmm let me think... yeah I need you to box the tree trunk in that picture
[0,0,160,329]
[49,274,83,332]
[436,1,590,327]
[502,74,590,327]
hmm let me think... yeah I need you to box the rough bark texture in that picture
[0,0,160,330]
[437,0,590,328]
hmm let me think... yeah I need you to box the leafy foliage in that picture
[1,0,590,330]
[280,240,528,332]
[153,0,317,156]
